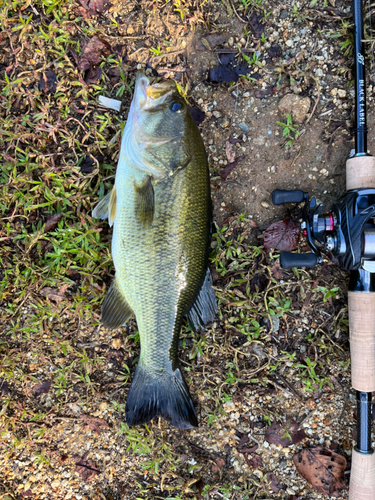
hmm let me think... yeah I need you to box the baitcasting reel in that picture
[272,183,375,274]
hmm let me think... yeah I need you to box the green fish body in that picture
[93,75,217,429]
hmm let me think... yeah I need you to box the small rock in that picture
[51,480,60,489]
[228,37,234,47]
[316,68,323,77]
[238,122,249,133]
[278,94,311,124]
[112,338,122,349]
[261,201,269,208]
[285,40,293,48]
[337,89,347,98]
[280,9,288,18]
[223,400,235,412]
[218,117,230,128]
[213,110,222,118]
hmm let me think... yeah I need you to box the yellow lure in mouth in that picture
[145,80,176,100]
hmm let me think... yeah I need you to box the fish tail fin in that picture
[125,365,198,429]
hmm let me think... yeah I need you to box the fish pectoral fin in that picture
[101,278,133,329]
[134,175,154,228]
[92,185,117,227]
[186,268,218,332]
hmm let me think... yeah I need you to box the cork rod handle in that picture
[348,292,375,391]
[349,449,375,499]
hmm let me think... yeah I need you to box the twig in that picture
[306,79,321,124]
[275,372,304,401]
[228,0,248,23]
[151,49,186,61]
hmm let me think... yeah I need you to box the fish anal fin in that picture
[101,279,133,329]
[134,176,154,228]
[186,268,218,332]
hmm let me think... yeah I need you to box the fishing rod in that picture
[271,0,375,496]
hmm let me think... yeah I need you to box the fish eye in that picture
[170,102,183,112]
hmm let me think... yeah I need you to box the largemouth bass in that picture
[93,74,217,429]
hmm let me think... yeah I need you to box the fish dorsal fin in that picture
[186,268,218,332]
[92,186,117,227]
[101,278,133,329]
[134,176,154,228]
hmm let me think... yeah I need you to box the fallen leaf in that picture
[74,452,100,482]
[0,378,9,395]
[32,381,51,396]
[249,273,268,293]
[265,420,307,447]
[68,268,81,283]
[80,414,110,434]
[214,457,225,469]
[225,141,236,163]
[268,43,282,58]
[79,0,109,15]
[78,36,112,72]
[254,87,273,99]
[248,13,265,39]
[209,65,239,84]
[188,106,206,126]
[196,33,228,50]
[263,219,300,252]
[106,348,125,369]
[38,71,58,94]
[44,213,63,233]
[244,453,263,468]
[79,154,103,174]
[293,447,347,496]
[40,287,66,303]
[271,260,283,280]
[266,472,282,493]
[220,154,245,180]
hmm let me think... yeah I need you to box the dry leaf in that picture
[225,140,236,163]
[0,378,9,395]
[266,472,282,493]
[271,260,283,280]
[244,453,263,468]
[44,213,63,233]
[40,287,66,303]
[80,414,110,434]
[38,71,57,94]
[263,219,300,252]
[32,381,51,396]
[293,447,347,496]
[220,155,245,180]
[74,452,100,482]
[249,13,265,39]
[265,420,307,447]
[78,36,112,72]
[79,0,109,15]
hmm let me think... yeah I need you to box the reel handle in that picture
[272,189,306,205]
[280,252,319,269]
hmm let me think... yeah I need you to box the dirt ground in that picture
[1,0,374,499]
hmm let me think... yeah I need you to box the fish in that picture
[92,73,217,429]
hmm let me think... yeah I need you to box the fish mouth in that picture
[135,73,176,110]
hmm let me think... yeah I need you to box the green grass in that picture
[0,0,351,498]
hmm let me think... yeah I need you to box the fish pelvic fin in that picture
[186,268,218,332]
[134,176,154,228]
[101,278,133,329]
[92,186,117,227]
[126,365,198,429]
